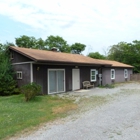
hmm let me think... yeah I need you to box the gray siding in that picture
[10,49,133,94]
[32,64,100,94]
[102,68,133,85]
[10,50,32,63]
[33,64,47,94]
[80,66,100,87]
[12,63,31,87]
[32,64,74,94]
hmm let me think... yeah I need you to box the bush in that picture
[20,83,41,102]
[0,79,19,96]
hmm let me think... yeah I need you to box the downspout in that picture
[100,66,102,86]
[30,63,33,83]
[98,66,103,86]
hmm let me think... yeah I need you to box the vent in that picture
[51,47,58,52]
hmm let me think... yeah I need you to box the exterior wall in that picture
[128,69,133,80]
[115,68,132,82]
[32,64,100,94]
[33,64,74,94]
[33,64,47,94]
[10,50,32,63]
[102,67,133,85]
[65,67,72,91]
[12,63,31,87]
[102,68,111,85]
[80,66,100,87]
[12,59,133,94]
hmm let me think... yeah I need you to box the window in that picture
[16,71,22,79]
[111,69,115,79]
[91,69,96,81]
[48,69,65,94]
[124,69,128,78]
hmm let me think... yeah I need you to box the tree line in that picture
[89,40,140,73]
[1,36,140,73]
[107,41,140,73]
[0,35,86,54]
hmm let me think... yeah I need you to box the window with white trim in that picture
[124,69,128,78]
[111,69,115,79]
[91,69,96,81]
[16,71,22,79]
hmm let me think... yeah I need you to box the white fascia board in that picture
[12,61,35,65]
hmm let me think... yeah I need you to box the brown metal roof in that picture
[9,46,109,66]
[98,59,133,68]
[9,46,133,68]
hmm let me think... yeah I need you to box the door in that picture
[72,69,80,90]
[48,69,65,94]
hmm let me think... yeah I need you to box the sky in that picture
[0,0,140,55]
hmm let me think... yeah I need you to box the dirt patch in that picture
[52,104,77,114]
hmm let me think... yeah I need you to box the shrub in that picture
[20,83,41,102]
[0,79,19,96]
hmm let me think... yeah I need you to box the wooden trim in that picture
[72,69,80,90]
[12,61,35,65]
[90,69,97,82]
[124,69,128,78]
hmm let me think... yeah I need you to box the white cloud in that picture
[0,0,140,54]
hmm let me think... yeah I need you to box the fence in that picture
[130,73,140,81]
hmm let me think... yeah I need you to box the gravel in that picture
[9,82,140,140]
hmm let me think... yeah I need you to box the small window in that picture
[124,69,128,78]
[16,71,22,79]
[91,69,96,81]
[111,69,115,79]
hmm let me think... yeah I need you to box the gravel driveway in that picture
[10,82,140,140]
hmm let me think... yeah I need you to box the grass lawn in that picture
[0,94,77,139]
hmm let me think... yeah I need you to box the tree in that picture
[107,41,140,73]
[36,38,48,50]
[88,52,106,59]
[15,35,37,48]
[70,43,86,54]
[45,35,71,53]
[0,45,19,95]
[0,42,14,52]
[15,35,48,50]
[0,43,2,49]
[107,42,128,62]
[0,43,3,54]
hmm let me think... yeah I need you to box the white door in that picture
[72,69,80,90]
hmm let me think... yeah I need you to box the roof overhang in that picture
[9,46,111,67]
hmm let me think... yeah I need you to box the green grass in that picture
[0,94,76,139]
[98,84,115,88]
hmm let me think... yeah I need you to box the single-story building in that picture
[98,59,133,85]
[9,46,133,94]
